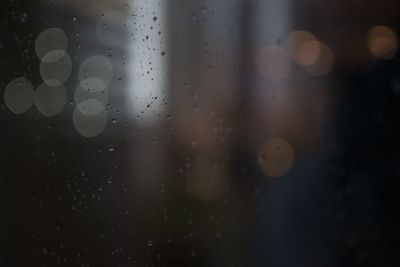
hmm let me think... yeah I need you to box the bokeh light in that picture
[40,52,72,86]
[74,80,109,107]
[34,83,67,117]
[79,56,114,85]
[79,77,108,93]
[285,30,320,66]
[368,25,398,60]
[3,77,35,114]
[35,28,68,63]
[305,42,334,76]
[258,138,294,178]
[76,98,106,116]
[73,101,107,138]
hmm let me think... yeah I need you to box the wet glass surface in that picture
[1,0,400,266]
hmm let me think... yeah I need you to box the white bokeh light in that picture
[79,56,114,85]
[35,28,68,63]
[40,52,72,86]
[73,101,107,138]
[4,77,34,114]
[34,83,67,117]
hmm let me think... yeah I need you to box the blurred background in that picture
[1,0,400,266]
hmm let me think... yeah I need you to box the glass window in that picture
[1,0,399,266]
